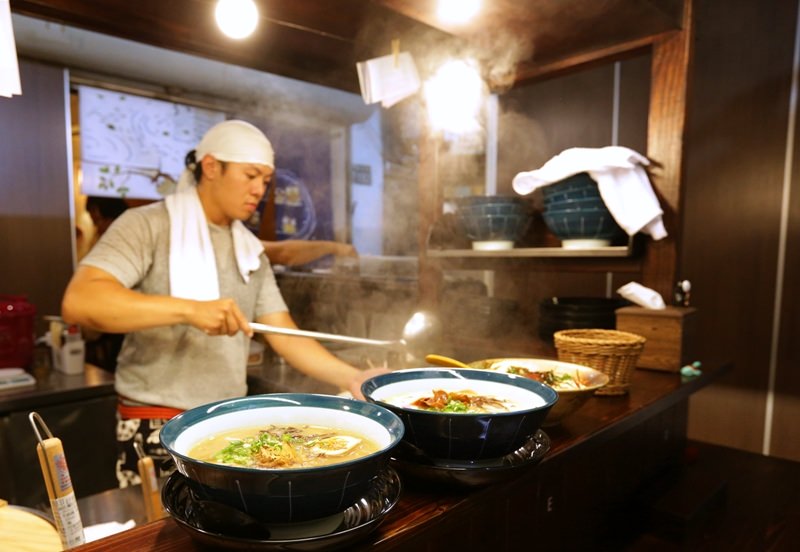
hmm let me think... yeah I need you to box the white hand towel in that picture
[512,146,667,240]
[165,185,263,300]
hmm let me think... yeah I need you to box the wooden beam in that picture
[514,31,671,84]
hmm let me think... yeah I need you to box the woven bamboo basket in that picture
[553,329,646,395]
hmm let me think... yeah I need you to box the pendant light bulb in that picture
[437,0,481,25]
[215,0,259,40]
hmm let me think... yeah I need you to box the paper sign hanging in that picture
[0,0,22,98]
[356,50,420,108]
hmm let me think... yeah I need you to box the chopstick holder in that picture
[29,412,86,549]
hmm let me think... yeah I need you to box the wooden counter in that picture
[72,362,729,551]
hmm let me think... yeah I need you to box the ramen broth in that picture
[188,424,380,469]
[387,388,518,413]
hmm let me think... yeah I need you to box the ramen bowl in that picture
[361,368,557,461]
[468,358,609,425]
[160,393,404,523]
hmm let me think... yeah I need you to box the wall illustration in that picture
[244,168,317,239]
[78,84,225,199]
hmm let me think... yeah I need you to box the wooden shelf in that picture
[427,243,633,259]
[426,257,643,274]
[423,237,643,273]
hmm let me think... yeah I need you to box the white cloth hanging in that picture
[165,186,265,300]
[512,146,667,240]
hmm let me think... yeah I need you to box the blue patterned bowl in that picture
[361,368,557,461]
[454,196,531,245]
[540,172,625,246]
[542,208,624,243]
[160,394,404,522]
[544,196,607,211]
[541,172,600,204]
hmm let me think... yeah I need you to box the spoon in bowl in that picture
[424,354,470,368]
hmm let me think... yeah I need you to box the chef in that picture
[61,119,385,486]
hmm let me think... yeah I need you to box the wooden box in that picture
[615,306,698,372]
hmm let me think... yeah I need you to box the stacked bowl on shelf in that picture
[538,296,630,344]
[454,195,531,250]
[541,172,625,249]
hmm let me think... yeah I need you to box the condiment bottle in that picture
[29,412,85,548]
[59,324,85,375]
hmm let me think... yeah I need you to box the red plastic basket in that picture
[0,295,37,368]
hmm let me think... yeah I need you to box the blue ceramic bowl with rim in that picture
[361,368,557,461]
[160,393,404,523]
[541,172,600,203]
[542,208,624,242]
[544,196,607,211]
[455,195,530,212]
[454,195,532,245]
[458,213,531,243]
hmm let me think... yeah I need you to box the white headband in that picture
[196,119,274,168]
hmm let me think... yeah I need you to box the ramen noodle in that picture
[499,366,590,390]
[189,424,379,469]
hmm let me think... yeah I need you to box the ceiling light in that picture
[437,0,481,26]
[424,59,485,134]
[215,0,259,40]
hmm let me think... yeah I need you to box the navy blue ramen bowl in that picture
[160,394,404,523]
[361,369,557,462]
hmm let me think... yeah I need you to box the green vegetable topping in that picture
[443,400,468,412]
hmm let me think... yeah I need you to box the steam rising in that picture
[470,30,535,94]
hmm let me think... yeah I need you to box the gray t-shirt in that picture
[81,202,287,410]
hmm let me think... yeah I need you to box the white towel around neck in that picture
[165,185,264,300]
[165,119,274,300]
[512,146,667,240]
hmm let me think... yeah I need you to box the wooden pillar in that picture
[644,0,694,298]
[417,129,443,309]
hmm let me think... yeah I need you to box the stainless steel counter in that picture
[0,361,118,507]
[246,343,406,397]
[77,479,159,528]
[0,361,114,414]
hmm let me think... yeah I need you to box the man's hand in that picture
[348,367,391,400]
[332,243,358,258]
[188,298,253,337]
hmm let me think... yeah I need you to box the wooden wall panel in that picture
[618,54,651,153]
[684,0,797,454]
[492,57,649,338]
[496,63,616,335]
[498,63,616,190]
[0,59,73,334]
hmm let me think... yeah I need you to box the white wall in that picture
[350,110,385,255]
